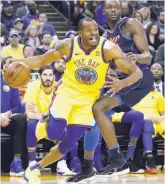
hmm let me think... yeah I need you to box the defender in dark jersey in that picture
[67,0,153,182]
[94,0,153,176]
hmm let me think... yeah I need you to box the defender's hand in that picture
[125,52,138,63]
[104,76,125,93]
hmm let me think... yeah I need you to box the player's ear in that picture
[78,30,82,36]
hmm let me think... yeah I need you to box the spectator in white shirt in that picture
[151,63,164,96]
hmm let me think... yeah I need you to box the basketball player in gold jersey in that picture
[7,17,143,183]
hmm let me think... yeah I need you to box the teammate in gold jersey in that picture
[6,17,143,183]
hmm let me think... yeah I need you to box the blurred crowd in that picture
[0,0,164,176]
[59,0,164,64]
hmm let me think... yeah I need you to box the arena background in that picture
[0,0,164,184]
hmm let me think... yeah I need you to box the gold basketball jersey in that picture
[59,36,109,98]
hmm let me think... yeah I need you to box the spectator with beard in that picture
[51,30,77,81]
[150,63,164,96]
[52,58,65,82]
[23,66,56,174]
[33,32,52,77]
[22,1,39,30]
[1,1,16,31]
[34,32,52,55]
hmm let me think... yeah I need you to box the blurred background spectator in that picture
[34,32,52,55]
[22,24,40,51]
[52,58,65,82]
[16,0,29,18]
[22,1,39,30]
[150,63,164,96]
[37,13,58,41]
[23,45,34,58]
[1,1,16,31]
[2,30,24,59]
[121,2,133,18]
[128,1,143,12]
[0,23,9,48]
[73,0,86,26]
[65,30,77,38]
[85,1,102,18]
[13,18,24,37]
[95,2,108,28]
[154,44,164,67]
[133,10,143,24]
[140,7,152,29]
[1,58,27,176]
[146,23,163,51]
[157,9,164,42]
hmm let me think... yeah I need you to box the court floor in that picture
[1,173,165,184]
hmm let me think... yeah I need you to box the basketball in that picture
[4,62,30,88]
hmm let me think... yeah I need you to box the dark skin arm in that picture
[125,19,152,64]
[6,39,72,69]
[103,41,143,92]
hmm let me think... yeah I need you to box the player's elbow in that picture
[146,51,152,64]
[141,51,152,65]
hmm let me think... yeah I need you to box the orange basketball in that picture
[4,62,30,88]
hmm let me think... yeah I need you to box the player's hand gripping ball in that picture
[4,62,30,88]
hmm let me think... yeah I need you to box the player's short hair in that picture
[38,65,55,75]
[78,17,95,31]
[102,0,122,8]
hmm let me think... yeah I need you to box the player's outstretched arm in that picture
[126,19,152,64]
[103,41,143,89]
[7,39,72,69]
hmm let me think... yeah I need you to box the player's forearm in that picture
[136,52,152,65]
[26,111,42,120]
[122,67,143,87]
[15,50,62,69]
